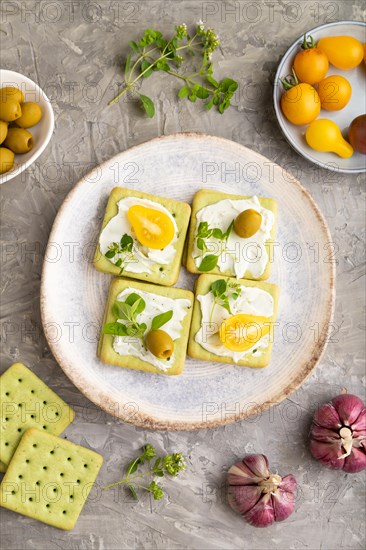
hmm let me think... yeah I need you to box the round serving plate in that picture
[41,133,335,430]
[273,20,366,174]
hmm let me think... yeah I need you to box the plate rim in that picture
[273,20,366,174]
[40,132,336,430]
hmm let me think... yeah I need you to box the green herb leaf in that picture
[139,94,155,118]
[105,250,116,259]
[211,279,227,297]
[199,254,218,272]
[197,237,206,251]
[196,86,209,99]
[125,293,146,314]
[129,40,140,53]
[151,310,173,331]
[212,228,223,239]
[103,322,128,336]
[125,54,132,75]
[141,59,153,78]
[127,484,138,500]
[206,75,219,88]
[178,85,189,98]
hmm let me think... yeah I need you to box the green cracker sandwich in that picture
[188,273,279,368]
[0,363,75,467]
[94,187,191,286]
[185,189,277,281]
[0,428,103,530]
[98,277,193,375]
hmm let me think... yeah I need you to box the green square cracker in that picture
[188,274,279,368]
[0,363,75,467]
[185,189,277,281]
[98,277,193,375]
[94,187,191,286]
[0,428,103,530]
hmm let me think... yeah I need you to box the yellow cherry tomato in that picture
[318,75,352,111]
[293,34,329,85]
[364,43,366,64]
[317,36,364,70]
[219,314,271,352]
[280,79,320,126]
[127,205,175,249]
[305,119,353,158]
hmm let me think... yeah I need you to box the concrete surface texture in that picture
[1,1,365,549]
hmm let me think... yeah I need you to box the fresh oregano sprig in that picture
[105,233,134,274]
[109,22,238,117]
[102,444,186,501]
[196,219,234,272]
[209,278,242,323]
[103,292,173,339]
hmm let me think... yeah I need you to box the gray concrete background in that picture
[1,1,365,548]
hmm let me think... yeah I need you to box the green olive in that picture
[4,128,33,154]
[145,329,174,360]
[0,147,15,174]
[234,209,262,238]
[15,102,42,128]
[1,86,24,104]
[0,121,8,144]
[0,99,22,122]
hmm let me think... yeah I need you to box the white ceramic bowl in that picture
[0,69,54,184]
[273,21,366,174]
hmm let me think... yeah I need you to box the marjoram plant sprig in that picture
[109,22,238,117]
[102,444,186,500]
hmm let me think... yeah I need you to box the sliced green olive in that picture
[0,99,22,122]
[0,121,8,144]
[1,87,24,104]
[0,147,15,174]
[234,209,262,238]
[145,329,174,360]
[16,102,42,128]
[4,128,33,154]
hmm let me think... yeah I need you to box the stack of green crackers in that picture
[0,362,103,530]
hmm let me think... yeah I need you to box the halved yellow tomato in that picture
[219,314,271,352]
[127,205,175,249]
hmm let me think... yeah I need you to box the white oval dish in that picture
[0,69,54,185]
[273,20,366,174]
[41,133,335,430]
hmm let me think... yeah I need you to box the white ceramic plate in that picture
[0,69,54,184]
[41,134,335,430]
[273,21,366,174]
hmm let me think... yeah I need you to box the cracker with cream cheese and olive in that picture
[188,274,279,368]
[98,278,193,375]
[94,187,191,286]
[185,189,277,280]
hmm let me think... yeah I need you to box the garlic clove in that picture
[243,454,270,479]
[343,447,366,474]
[313,403,341,429]
[311,425,340,443]
[244,492,275,528]
[280,474,297,494]
[228,462,266,486]
[332,394,365,426]
[272,488,296,522]
[350,408,366,434]
[310,439,345,470]
[228,484,262,515]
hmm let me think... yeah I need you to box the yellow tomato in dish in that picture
[219,314,271,352]
[280,82,320,125]
[318,75,352,111]
[127,205,175,249]
[317,36,364,70]
[294,47,328,85]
